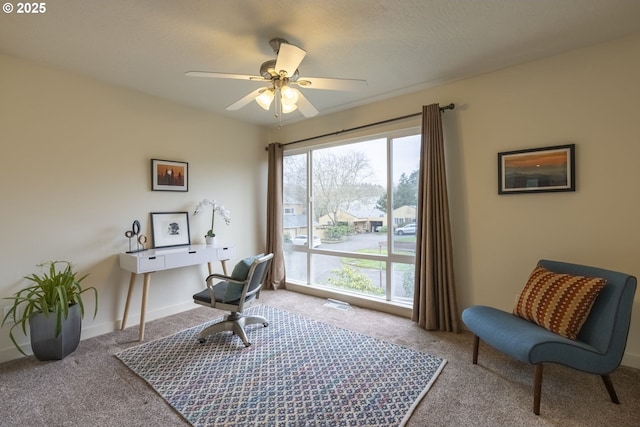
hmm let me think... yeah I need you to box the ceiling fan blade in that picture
[294,89,319,118]
[295,77,368,91]
[185,71,268,82]
[275,43,306,78]
[227,88,266,111]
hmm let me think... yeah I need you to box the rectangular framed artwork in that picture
[151,159,188,191]
[150,212,191,248]
[498,144,575,194]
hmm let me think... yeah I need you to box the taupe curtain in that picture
[412,104,460,332]
[264,143,286,290]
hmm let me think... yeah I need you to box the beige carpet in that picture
[1,289,639,426]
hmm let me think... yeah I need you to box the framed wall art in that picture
[150,212,191,248]
[151,159,188,192]
[498,144,575,194]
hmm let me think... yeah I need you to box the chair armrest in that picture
[206,272,233,281]
[205,274,245,289]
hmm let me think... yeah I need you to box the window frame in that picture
[283,126,421,309]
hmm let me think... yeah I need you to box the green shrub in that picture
[326,266,384,296]
[402,268,415,299]
[325,225,350,240]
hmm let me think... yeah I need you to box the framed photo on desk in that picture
[150,212,190,248]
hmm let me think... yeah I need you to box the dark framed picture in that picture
[150,212,191,248]
[151,159,188,192]
[498,144,575,194]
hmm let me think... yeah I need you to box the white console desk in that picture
[119,244,234,341]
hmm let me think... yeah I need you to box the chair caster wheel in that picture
[263,322,269,327]
[198,338,206,344]
[244,342,252,347]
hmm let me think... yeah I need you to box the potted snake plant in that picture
[2,261,98,361]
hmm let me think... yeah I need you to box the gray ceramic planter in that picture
[29,303,81,361]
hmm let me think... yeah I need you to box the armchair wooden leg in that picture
[472,335,479,364]
[533,364,543,415]
[601,374,620,404]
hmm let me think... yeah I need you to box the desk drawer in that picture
[139,255,166,272]
[216,247,235,260]
[166,250,210,268]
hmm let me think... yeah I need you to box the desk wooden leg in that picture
[138,272,151,342]
[121,272,137,330]
[206,260,229,276]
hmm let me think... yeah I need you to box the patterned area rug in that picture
[116,305,446,426]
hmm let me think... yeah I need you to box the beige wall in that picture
[0,53,268,362]
[273,33,640,368]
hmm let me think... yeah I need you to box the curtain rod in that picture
[276,103,455,148]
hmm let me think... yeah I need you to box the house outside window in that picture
[283,129,420,307]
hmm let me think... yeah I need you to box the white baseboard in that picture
[81,300,196,339]
[621,351,640,370]
[0,301,196,364]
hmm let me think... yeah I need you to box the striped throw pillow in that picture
[513,265,606,340]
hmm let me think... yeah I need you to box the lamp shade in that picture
[255,89,275,110]
[280,85,299,105]
[281,102,298,114]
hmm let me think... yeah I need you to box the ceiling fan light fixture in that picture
[255,89,275,110]
[281,102,298,114]
[280,85,299,105]
[187,37,367,120]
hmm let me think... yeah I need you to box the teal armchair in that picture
[462,260,637,415]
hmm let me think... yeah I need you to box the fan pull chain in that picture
[275,88,285,127]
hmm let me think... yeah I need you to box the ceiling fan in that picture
[186,38,367,118]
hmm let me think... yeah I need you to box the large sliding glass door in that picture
[283,129,420,306]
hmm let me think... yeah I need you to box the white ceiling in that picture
[2,0,640,127]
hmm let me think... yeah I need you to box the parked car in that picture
[292,235,321,247]
[395,223,417,235]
